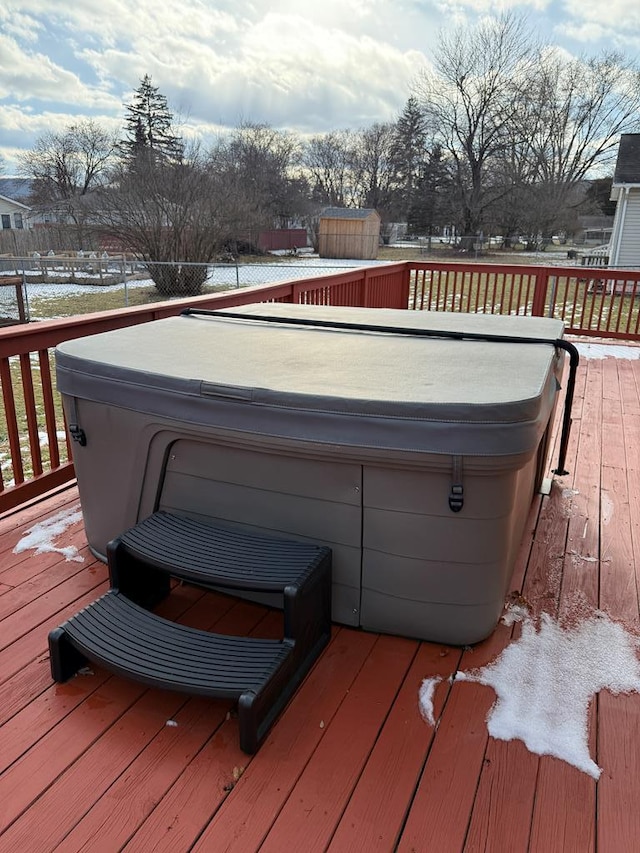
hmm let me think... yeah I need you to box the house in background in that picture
[609,134,640,268]
[318,208,381,260]
[0,192,31,232]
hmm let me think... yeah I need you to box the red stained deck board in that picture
[55,696,225,853]
[258,634,420,853]
[0,577,109,685]
[327,643,463,853]
[464,739,539,853]
[396,623,512,853]
[599,465,638,629]
[0,559,107,654]
[525,356,601,853]
[1,346,640,851]
[0,549,91,620]
[0,675,147,834]
[529,741,597,853]
[1,687,191,851]
[50,603,276,852]
[0,486,80,542]
[190,629,378,853]
[0,668,112,776]
[597,693,640,853]
[0,524,85,578]
[122,714,251,853]
[596,354,640,850]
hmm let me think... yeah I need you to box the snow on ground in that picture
[14,258,392,317]
[422,611,640,779]
[13,504,84,562]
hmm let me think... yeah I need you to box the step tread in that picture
[57,590,293,697]
[116,511,329,592]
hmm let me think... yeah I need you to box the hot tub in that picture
[56,303,566,644]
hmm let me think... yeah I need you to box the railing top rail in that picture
[408,260,640,278]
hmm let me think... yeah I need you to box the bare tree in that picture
[19,120,117,244]
[303,131,358,208]
[415,13,640,246]
[350,123,397,214]
[207,122,309,244]
[414,13,539,246]
[516,50,640,238]
[95,144,235,295]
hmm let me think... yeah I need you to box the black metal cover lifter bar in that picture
[181,307,579,477]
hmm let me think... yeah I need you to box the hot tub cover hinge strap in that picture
[449,455,464,512]
[68,397,87,446]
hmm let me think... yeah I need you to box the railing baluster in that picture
[1,356,24,486]
[19,352,43,477]
[38,349,62,470]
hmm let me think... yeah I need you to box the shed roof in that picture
[613,134,640,185]
[320,207,379,220]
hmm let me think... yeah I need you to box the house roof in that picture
[613,134,640,185]
[0,193,31,211]
[320,207,379,220]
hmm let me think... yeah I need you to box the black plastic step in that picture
[108,511,331,609]
[48,590,317,753]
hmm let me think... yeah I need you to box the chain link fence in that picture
[0,254,385,322]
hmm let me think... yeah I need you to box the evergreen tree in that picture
[390,97,429,219]
[119,75,183,166]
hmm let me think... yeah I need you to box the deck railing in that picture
[410,262,640,339]
[2,257,639,514]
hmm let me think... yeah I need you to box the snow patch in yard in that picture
[13,504,84,562]
[452,612,640,779]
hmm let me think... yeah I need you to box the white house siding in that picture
[0,195,30,231]
[611,189,640,268]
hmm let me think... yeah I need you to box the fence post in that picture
[121,255,129,307]
[531,267,549,317]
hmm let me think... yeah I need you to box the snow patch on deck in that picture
[450,612,640,779]
[574,342,640,360]
[13,504,84,562]
[418,677,442,726]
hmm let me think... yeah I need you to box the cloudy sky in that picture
[1,0,639,174]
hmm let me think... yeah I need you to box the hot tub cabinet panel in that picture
[56,304,566,644]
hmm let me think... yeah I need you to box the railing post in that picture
[402,263,413,309]
[531,267,549,317]
[362,268,370,307]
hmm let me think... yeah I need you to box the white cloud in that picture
[0,34,119,109]
[1,0,639,172]
[559,0,640,46]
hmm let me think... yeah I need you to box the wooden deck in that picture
[1,344,640,852]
